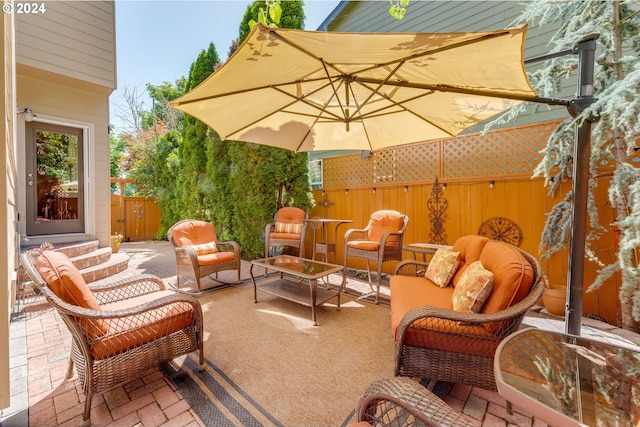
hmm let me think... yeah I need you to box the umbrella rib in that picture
[349,60,406,120]
[348,86,455,137]
[354,77,569,105]
[218,96,307,140]
[172,76,333,106]
[270,81,345,122]
[320,59,351,124]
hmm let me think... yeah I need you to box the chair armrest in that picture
[344,227,368,242]
[356,377,473,427]
[88,274,166,303]
[379,230,405,247]
[217,240,241,254]
[394,260,430,275]
[265,222,275,235]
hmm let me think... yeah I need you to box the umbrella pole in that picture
[565,33,599,336]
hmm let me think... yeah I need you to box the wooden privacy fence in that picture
[309,119,633,326]
[110,179,161,242]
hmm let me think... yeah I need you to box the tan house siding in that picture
[14,0,115,247]
[1,9,16,412]
[15,0,116,90]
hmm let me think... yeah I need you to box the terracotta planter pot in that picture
[110,236,121,253]
[542,285,567,316]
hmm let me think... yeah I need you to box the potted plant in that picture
[542,276,567,316]
[110,233,124,253]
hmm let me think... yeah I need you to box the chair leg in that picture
[199,349,206,372]
[375,264,383,304]
[81,393,93,426]
[365,261,375,295]
[66,357,74,379]
[194,275,202,293]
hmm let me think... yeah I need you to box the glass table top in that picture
[496,328,640,427]
[251,255,343,279]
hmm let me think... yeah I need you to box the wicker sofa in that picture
[390,235,544,391]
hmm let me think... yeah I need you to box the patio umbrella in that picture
[170,23,548,152]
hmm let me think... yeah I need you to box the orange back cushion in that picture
[35,250,108,338]
[171,220,218,247]
[275,207,306,224]
[367,210,405,244]
[450,235,489,286]
[478,240,534,314]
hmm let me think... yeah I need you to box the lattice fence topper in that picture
[323,120,562,189]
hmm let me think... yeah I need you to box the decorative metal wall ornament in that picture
[318,191,335,218]
[427,176,448,244]
[477,216,523,247]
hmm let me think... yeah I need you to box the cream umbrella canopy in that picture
[170,23,547,152]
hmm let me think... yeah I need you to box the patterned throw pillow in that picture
[425,248,461,287]
[275,222,303,234]
[188,242,218,255]
[452,261,494,313]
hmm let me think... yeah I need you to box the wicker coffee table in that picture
[250,255,345,325]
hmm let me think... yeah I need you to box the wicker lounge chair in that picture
[168,219,242,292]
[264,206,308,258]
[344,210,408,303]
[20,250,204,427]
[353,377,474,427]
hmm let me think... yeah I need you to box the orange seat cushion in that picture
[269,232,302,240]
[91,290,195,360]
[172,220,218,247]
[367,210,404,244]
[196,251,237,266]
[389,275,498,356]
[35,250,109,338]
[390,275,454,339]
[346,240,380,251]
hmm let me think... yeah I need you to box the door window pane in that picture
[36,130,79,221]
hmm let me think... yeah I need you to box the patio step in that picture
[80,252,130,284]
[55,240,100,258]
[19,239,131,286]
[70,246,113,270]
